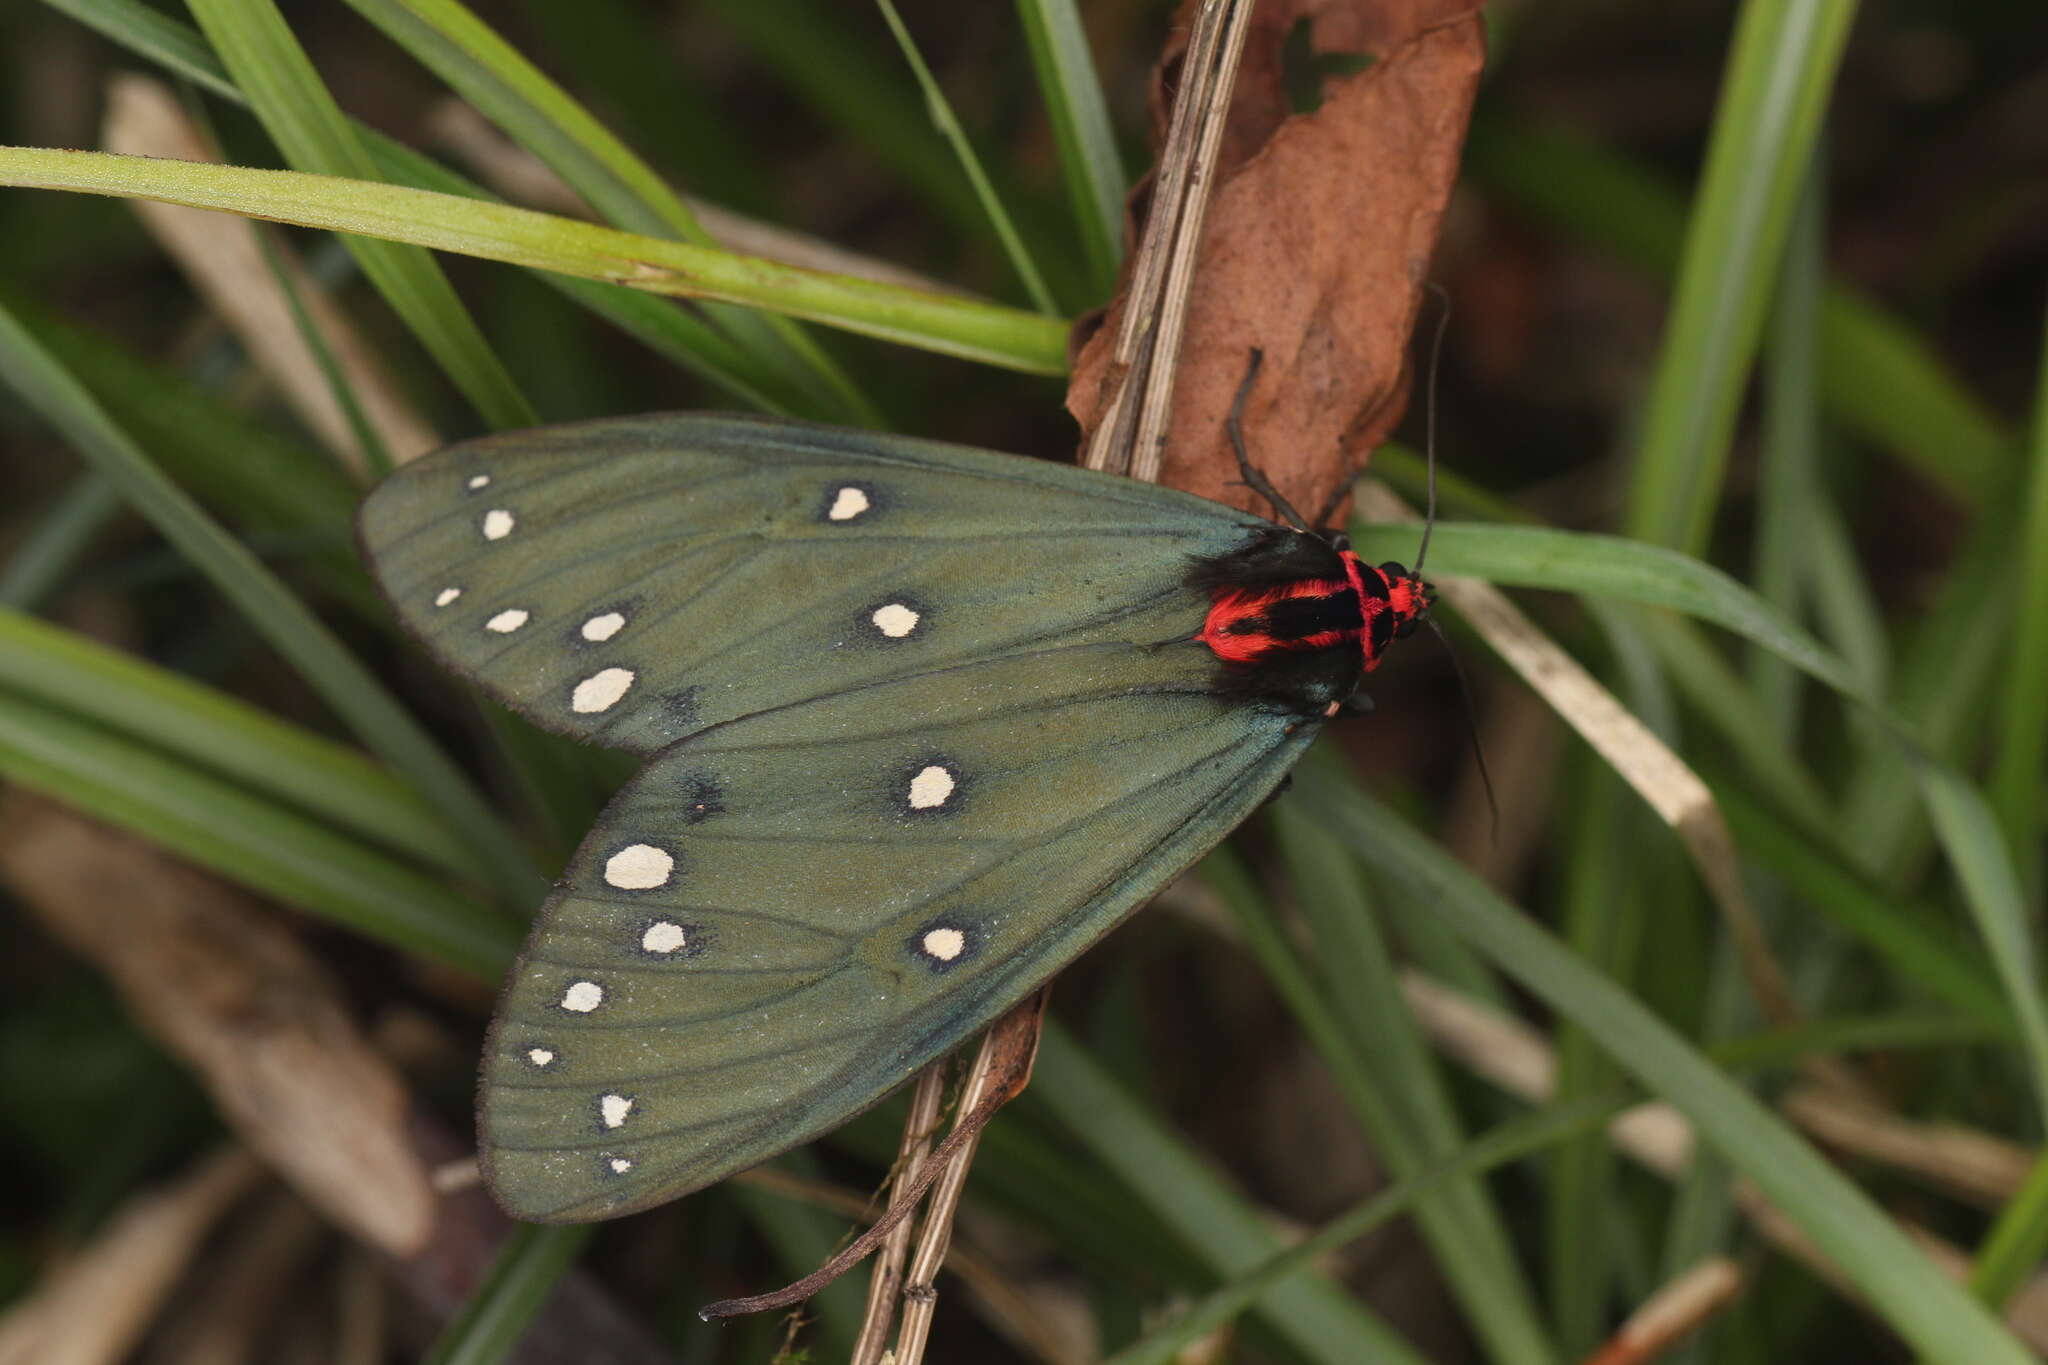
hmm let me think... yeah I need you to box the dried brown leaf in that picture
[1070,0,1486,516]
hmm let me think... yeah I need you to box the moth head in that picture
[1377,561,1434,640]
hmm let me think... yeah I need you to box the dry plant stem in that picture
[1578,1258,1744,1365]
[1780,1085,2037,1207]
[334,1250,388,1365]
[102,74,440,470]
[892,998,1048,1365]
[1350,482,1810,1039]
[730,1168,1087,1365]
[851,1065,950,1365]
[697,992,1048,1321]
[1081,0,1255,479]
[1124,0,1257,486]
[0,1147,263,1365]
[156,1190,325,1365]
[721,7,1246,1344]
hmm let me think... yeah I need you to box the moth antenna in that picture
[1226,348,1316,534]
[1427,616,1497,840]
[1413,282,1453,576]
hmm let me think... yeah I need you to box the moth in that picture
[358,391,1431,1222]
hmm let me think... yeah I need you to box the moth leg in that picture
[1225,350,1316,534]
[1311,476,1358,538]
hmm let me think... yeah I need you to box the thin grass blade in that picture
[0,689,516,978]
[420,1225,594,1365]
[1033,1020,1435,1365]
[1013,0,1125,298]
[1627,0,1858,552]
[874,0,1058,314]
[0,297,541,906]
[0,148,1068,374]
[186,0,538,430]
[1299,764,2037,1365]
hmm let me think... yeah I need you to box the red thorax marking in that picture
[1197,552,1385,671]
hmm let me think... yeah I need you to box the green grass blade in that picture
[0,297,542,907]
[1915,766,2048,1130]
[1299,764,2037,1365]
[40,0,233,98]
[1110,1000,1999,1365]
[1350,519,2048,1133]
[1716,787,2009,1033]
[0,148,1069,375]
[1546,764,1636,1354]
[1373,441,1535,525]
[1988,304,2048,867]
[186,0,539,431]
[343,0,699,243]
[1013,0,1125,299]
[1464,117,2012,506]
[1800,491,1890,690]
[1211,831,1559,1365]
[874,0,1058,314]
[1033,1020,1434,1365]
[420,1225,594,1365]
[1752,158,1824,734]
[1350,522,1865,702]
[4,285,370,608]
[0,689,515,978]
[336,0,875,425]
[0,607,483,883]
[691,0,987,240]
[33,0,907,408]
[1625,0,1857,552]
[1840,506,2015,875]
[1636,610,1837,835]
[1105,1095,1624,1365]
[1969,1155,2048,1308]
[250,225,394,478]
[507,0,769,214]
[0,474,120,609]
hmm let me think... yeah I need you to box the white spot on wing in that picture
[560,980,604,1012]
[827,486,870,521]
[582,611,625,642]
[482,508,515,540]
[871,602,920,638]
[609,1156,633,1174]
[486,608,530,633]
[641,920,688,954]
[604,844,673,890]
[600,1093,634,1129]
[572,667,636,713]
[435,587,462,607]
[467,474,491,490]
[922,927,966,962]
[526,1046,555,1067]
[907,764,956,810]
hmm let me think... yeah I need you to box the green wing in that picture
[360,412,1318,1221]
[358,413,1268,753]
[480,640,1320,1221]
